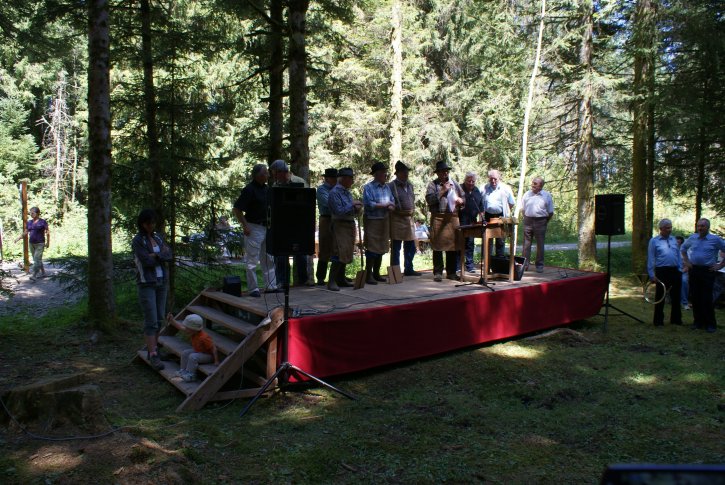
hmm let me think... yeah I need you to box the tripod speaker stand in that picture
[239,263,355,417]
[595,194,643,331]
[240,186,355,417]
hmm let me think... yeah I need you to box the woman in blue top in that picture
[132,209,173,370]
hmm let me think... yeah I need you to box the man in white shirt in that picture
[521,176,554,273]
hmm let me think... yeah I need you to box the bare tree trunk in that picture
[141,0,164,229]
[389,0,403,165]
[288,0,310,183]
[577,0,596,270]
[645,35,656,235]
[514,0,545,250]
[268,0,284,164]
[631,0,655,274]
[87,0,116,329]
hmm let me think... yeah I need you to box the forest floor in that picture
[1,294,722,484]
[0,261,83,317]
[1,253,722,484]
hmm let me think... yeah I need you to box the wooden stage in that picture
[229,265,609,380]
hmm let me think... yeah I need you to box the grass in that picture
[1,248,723,484]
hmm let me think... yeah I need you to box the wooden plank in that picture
[158,335,191,357]
[136,350,198,395]
[160,329,238,357]
[200,289,268,317]
[187,304,256,336]
[243,368,269,387]
[266,335,278,379]
[177,307,284,412]
[205,328,239,355]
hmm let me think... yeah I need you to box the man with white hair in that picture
[681,218,725,332]
[522,176,554,273]
[647,218,683,326]
[482,169,514,258]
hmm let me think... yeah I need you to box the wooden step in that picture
[187,305,256,336]
[201,289,267,318]
[159,333,237,359]
[136,350,199,395]
[205,328,239,355]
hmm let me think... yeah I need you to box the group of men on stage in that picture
[232,158,556,295]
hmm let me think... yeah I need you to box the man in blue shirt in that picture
[363,161,395,284]
[483,169,514,258]
[647,218,682,326]
[681,218,725,332]
[327,168,363,291]
[315,168,338,285]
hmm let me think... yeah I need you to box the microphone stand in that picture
[456,189,495,292]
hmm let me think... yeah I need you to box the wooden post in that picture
[19,181,29,272]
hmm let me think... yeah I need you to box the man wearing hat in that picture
[268,159,311,287]
[363,161,395,284]
[327,167,363,291]
[315,168,338,285]
[388,161,421,276]
[425,160,465,281]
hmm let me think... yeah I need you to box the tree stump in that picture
[1,373,106,432]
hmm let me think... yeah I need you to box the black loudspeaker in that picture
[595,194,625,236]
[490,256,527,281]
[223,275,241,297]
[267,186,316,256]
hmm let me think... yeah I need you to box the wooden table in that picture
[457,220,516,283]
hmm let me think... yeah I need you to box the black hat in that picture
[324,168,338,178]
[338,167,354,177]
[434,160,451,172]
[370,161,387,174]
[394,160,410,173]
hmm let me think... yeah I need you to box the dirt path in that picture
[0,260,84,317]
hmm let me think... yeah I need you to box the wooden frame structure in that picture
[134,289,284,411]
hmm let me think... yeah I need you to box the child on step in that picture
[166,313,219,382]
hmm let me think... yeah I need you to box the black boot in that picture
[316,260,329,286]
[336,263,352,288]
[365,257,378,285]
[373,257,386,282]
[327,262,340,291]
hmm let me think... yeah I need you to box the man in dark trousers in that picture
[647,218,682,326]
[681,218,725,332]
[316,168,338,285]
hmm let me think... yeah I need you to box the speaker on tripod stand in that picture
[595,194,643,329]
[240,186,354,417]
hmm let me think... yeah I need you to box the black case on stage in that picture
[222,275,242,297]
[490,256,527,281]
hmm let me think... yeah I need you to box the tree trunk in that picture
[630,0,655,274]
[577,0,596,270]
[268,0,284,164]
[514,0,545,250]
[288,0,310,183]
[645,31,656,235]
[87,0,116,329]
[141,0,164,229]
[389,0,403,166]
